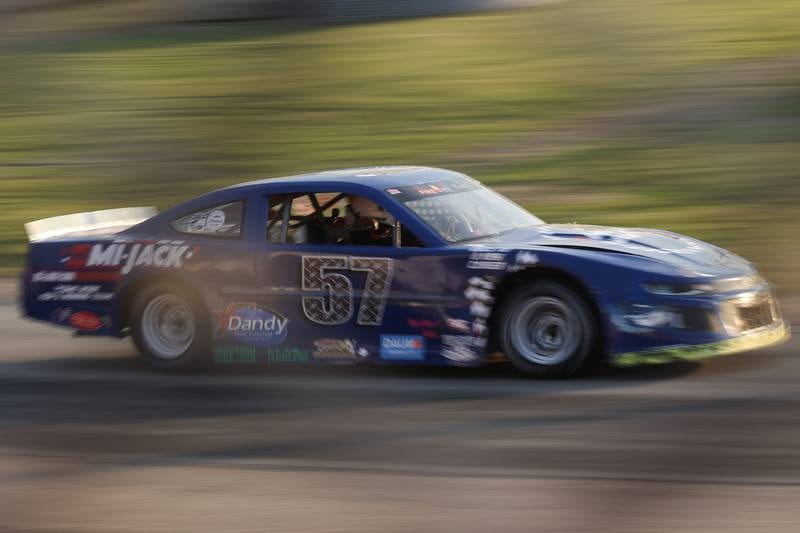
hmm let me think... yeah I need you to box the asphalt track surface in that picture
[1,302,799,532]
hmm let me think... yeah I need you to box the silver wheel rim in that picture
[141,294,195,360]
[509,296,580,366]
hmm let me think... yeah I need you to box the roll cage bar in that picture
[274,192,403,247]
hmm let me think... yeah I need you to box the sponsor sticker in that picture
[469,301,491,318]
[62,240,197,275]
[445,317,471,333]
[415,184,446,196]
[53,307,73,324]
[507,250,540,272]
[379,335,425,361]
[189,213,208,232]
[407,318,441,339]
[467,252,507,271]
[515,251,538,265]
[467,276,495,290]
[205,210,226,231]
[214,344,257,365]
[464,276,495,339]
[407,318,440,329]
[472,318,488,337]
[217,303,288,347]
[267,347,311,364]
[313,338,356,359]
[68,310,104,331]
[463,285,493,303]
[31,271,76,283]
[37,284,113,302]
[441,334,485,363]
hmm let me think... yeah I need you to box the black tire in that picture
[498,280,597,378]
[129,283,211,371]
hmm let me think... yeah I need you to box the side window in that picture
[289,193,344,245]
[267,194,290,243]
[265,192,422,247]
[171,201,244,238]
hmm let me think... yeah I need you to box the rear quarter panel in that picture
[23,235,255,336]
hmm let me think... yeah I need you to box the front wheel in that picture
[130,284,211,371]
[498,280,597,378]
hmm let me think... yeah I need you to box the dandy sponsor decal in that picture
[61,240,197,275]
[217,303,288,347]
[379,335,425,361]
[313,338,356,359]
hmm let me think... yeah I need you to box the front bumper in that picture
[611,320,790,367]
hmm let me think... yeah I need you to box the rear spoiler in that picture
[24,207,158,243]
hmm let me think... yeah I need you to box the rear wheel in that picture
[498,280,597,378]
[130,283,211,371]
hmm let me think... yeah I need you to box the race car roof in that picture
[230,166,468,191]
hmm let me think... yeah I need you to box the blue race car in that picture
[21,166,790,377]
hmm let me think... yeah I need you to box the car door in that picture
[247,189,464,365]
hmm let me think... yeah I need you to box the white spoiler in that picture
[24,207,158,243]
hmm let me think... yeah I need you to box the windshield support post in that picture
[393,220,402,248]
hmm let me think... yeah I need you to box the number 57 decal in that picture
[301,256,394,326]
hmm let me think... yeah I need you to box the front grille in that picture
[736,300,774,332]
[674,307,716,331]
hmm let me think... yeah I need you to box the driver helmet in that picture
[349,196,395,226]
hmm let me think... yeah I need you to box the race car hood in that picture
[476,224,754,277]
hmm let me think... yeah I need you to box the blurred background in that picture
[1,0,799,290]
[1,2,800,532]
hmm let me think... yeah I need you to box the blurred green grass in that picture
[1,0,799,290]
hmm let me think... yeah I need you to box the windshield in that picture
[388,178,544,243]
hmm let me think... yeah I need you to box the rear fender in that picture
[22,237,203,337]
[114,271,214,335]
[23,239,121,335]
